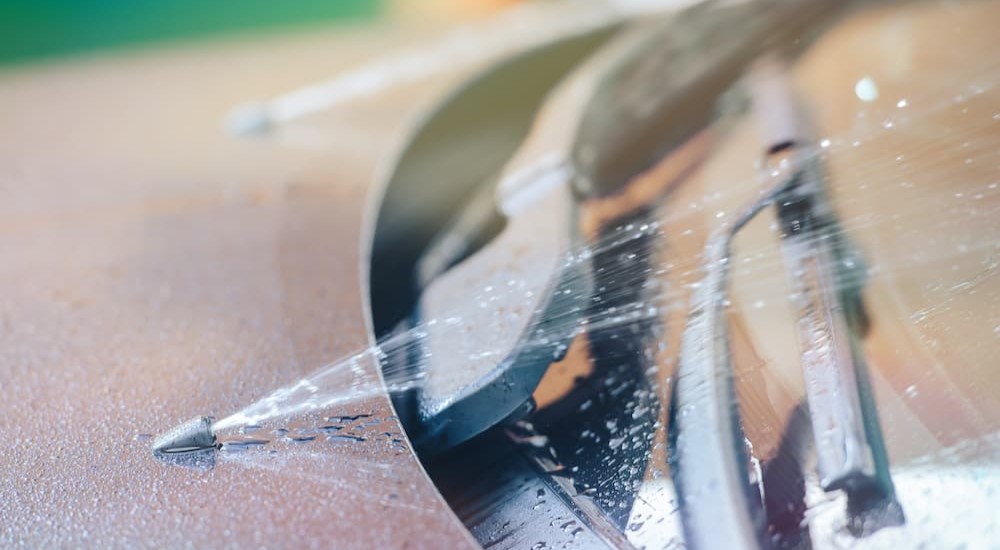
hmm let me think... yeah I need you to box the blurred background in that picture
[0,0,521,66]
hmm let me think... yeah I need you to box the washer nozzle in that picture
[152,416,217,456]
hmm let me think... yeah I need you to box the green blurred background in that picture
[0,0,382,66]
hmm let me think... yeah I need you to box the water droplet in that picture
[905,385,919,399]
[221,438,269,453]
[820,138,832,148]
[328,434,366,444]
[855,76,879,102]
[239,424,262,435]
[896,99,908,108]
[326,414,372,423]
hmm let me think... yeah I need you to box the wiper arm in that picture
[672,55,903,549]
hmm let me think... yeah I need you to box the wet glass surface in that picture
[416,1,1000,548]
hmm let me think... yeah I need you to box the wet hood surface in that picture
[0,26,476,549]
